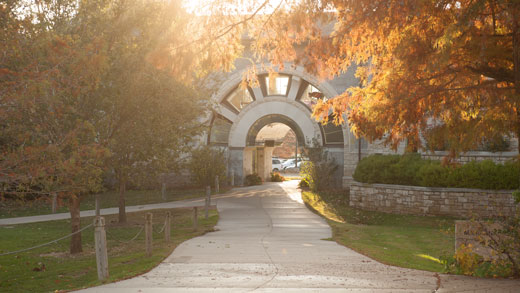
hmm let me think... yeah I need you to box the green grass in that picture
[0,207,218,292]
[302,189,455,272]
[0,186,230,219]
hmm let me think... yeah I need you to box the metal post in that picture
[51,193,57,214]
[94,217,109,280]
[230,169,235,186]
[165,211,171,243]
[295,139,298,168]
[193,207,198,230]
[161,182,167,201]
[205,186,211,219]
[215,175,220,194]
[145,213,153,257]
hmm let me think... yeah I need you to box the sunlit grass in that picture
[302,190,455,272]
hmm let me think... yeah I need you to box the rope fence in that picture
[1,194,211,281]
[105,226,144,244]
[153,221,167,234]
[0,223,94,256]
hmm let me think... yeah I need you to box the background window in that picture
[265,75,289,96]
[300,84,324,109]
[209,116,232,144]
[226,87,254,111]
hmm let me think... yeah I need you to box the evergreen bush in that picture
[300,142,338,191]
[245,173,262,186]
[353,154,519,190]
[187,146,227,188]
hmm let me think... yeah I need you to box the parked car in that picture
[282,159,298,169]
[272,158,283,171]
[283,159,308,170]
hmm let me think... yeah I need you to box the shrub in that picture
[187,146,227,188]
[270,172,285,182]
[300,143,338,192]
[245,173,262,186]
[354,154,519,190]
[442,216,520,278]
[298,178,309,188]
[479,135,511,152]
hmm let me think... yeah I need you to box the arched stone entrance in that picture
[207,65,349,185]
[243,115,306,180]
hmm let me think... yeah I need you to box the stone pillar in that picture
[256,147,267,181]
[229,147,244,186]
[243,147,254,177]
[264,146,274,178]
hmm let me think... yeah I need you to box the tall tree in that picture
[194,0,519,154]
[89,0,207,223]
[0,0,109,253]
[0,0,209,250]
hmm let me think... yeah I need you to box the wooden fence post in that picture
[215,175,220,194]
[94,217,109,281]
[205,186,211,219]
[145,213,153,257]
[193,207,198,230]
[51,193,57,213]
[95,194,100,217]
[165,211,171,243]
[230,169,235,186]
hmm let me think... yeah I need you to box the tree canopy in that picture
[193,0,519,154]
[0,0,209,251]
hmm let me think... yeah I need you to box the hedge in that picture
[353,153,519,190]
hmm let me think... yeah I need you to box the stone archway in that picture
[208,65,350,185]
[226,96,323,183]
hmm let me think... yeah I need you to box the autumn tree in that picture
[192,0,520,154]
[81,0,207,223]
[0,0,211,250]
[0,1,108,253]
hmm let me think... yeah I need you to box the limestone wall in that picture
[350,181,518,218]
[420,151,517,164]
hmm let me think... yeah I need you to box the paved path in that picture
[0,197,214,226]
[77,181,520,292]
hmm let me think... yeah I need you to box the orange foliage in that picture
[193,0,520,153]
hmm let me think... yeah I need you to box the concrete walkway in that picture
[0,197,215,226]
[77,181,519,292]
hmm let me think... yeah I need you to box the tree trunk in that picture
[119,174,127,223]
[69,194,82,254]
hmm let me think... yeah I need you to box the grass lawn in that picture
[0,207,218,292]
[0,186,230,219]
[302,189,455,272]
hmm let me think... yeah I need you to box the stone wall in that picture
[420,151,517,164]
[350,181,518,218]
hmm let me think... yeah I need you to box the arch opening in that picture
[246,114,305,147]
[242,117,305,181]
